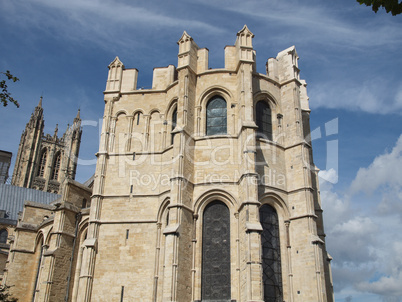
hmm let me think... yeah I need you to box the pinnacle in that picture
[75,109,81,120]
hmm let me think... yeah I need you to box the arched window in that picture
[206,96,227,136]
[0,229,8,243]
[259,204,283,302]
[171,108,177,145]
[202,201,231,300]
[37,149,47,177]
[51,152,61,181]
[256,101,272,140]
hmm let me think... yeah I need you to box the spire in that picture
[38,96,43,108]
[75,109,81,120]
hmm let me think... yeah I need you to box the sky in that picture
[0,1,401,301]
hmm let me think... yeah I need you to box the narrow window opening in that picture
[126,229,129,240]
[0,229,8,244]
[256,101,272,140]
[136,113,141,125]
[130,185,133,194]
[51,152,61,181]
[132,152,136,160]
[37,149,47,177]
[171,108,177,145]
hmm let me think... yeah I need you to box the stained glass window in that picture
[256,101,272,140]
[202,201,231,301]
[260,204,283,302]
[206,97,227,136]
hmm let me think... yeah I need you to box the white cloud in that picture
[310,80,402,115]
[350,134,402,194]
[320,135,402,300]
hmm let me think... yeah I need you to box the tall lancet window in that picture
[51,152,61,181]
[206,96,227,136]
[256,101,272,140]
[259,204,283,302]
[171,108,177,145]
[202,201,231,300]
[37,149,47,177]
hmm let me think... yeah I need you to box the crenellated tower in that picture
[11,98,82,193]
[52,26,333,302]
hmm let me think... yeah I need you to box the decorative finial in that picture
[75,108,81,120]
[38,96,43,108]
[54,124,58,137]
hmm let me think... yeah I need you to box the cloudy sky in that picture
[1,1,401,301]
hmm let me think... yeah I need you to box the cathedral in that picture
[3,26,334,302]
[11,96,82,194]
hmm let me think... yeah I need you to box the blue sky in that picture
[1,1,401,301]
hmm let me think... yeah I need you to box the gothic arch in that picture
[148,110,163,151]
[34,231,46,251]
[70,221,89,302]
[198,86,233,108]
[157,198,171,223]
[193,190,238,301]
[32,233,44,301]
[131,109,145,117]
[194,189,238,214]
[148,108,161,116]
[259,192,290,220]
[201,201,231,300]
[43,227,53,247]
[113,112,129,153]
[165,97,178,118]
[114,109,128,118]
[254,91,282,143]
[166,102,178,146]
[258,193,289,302]
[153,197,171,301]
[197,87,233,136]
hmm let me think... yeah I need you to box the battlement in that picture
[105,25,302,94]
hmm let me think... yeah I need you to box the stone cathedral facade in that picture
[4,26,333,302]
[11,97,82,194]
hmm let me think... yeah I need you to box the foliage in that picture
[0,285,18,302]
[357,0,402,15]
[1,70,20,108]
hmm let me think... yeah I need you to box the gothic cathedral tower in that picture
[76,26,333,302]
[11,97,82,193]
